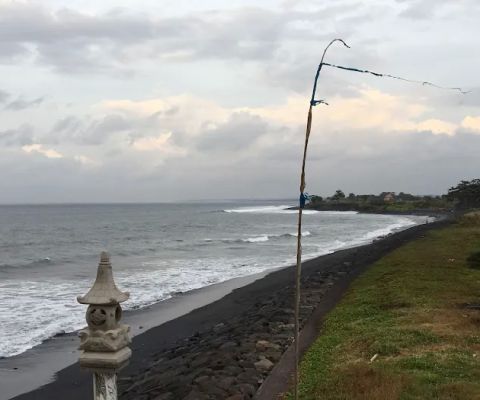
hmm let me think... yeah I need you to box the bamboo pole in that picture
[293,39,349,400]
[292,38,468,399]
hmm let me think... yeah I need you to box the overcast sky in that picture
[0,0,479,203]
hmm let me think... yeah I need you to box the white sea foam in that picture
[347,218,417,247]
[224,205,293,213]
[224,205,320,215]
[0,257,278,358]
[317,211,359,215]
[240,231,312,242]
[242,235,269,243]
[223,205,360,216]
[287,231,311,237]
[211,231,313,244]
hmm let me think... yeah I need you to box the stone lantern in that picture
[77,252,131,400]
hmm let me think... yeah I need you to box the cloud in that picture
[397,0,446,19]
[131,133,172,151]
[0,89,9,103]
[461,116,480,132]
[245,87,464,136]
[2,113,480,203]
[397,0,480,20]
[102,95,231,145]
[131,132,187,157]
[195,111,270,152]
[0,0,478,203]
[0,2,366,74]
[46,114,132,145]
[74,154,98,166]
[415,119,457,136]
[0,2,154,72]
[4,96,44,111]
[0,124,34,146]
[22,143,63,158]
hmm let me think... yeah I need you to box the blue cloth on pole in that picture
[300,193,306,209]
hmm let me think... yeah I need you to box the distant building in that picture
[384,192,395,203]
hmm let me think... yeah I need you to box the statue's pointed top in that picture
[77,252,129,305]
[100,251,110,263]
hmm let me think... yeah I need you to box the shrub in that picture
[466,249,480,269]
[459,211,480,227]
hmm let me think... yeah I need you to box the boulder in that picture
[254,358,274,372]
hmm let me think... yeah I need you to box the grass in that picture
[293,216,480,399]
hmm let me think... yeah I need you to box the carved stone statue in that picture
[77,252,132,399]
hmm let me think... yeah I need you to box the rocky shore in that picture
[13,218,450,400]
[121,264,342,400]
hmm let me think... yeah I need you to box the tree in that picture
[348,192,356,200]
[310,195,323,204]
[447,179,480,209]
[331,190,345,201]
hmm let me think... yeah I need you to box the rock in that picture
[217,376,236,391]
[254,358,274,372]
[194,375,211,390]
[190,354,210,368]
[264,350,282,362]
[239,360,255,369]
[237,383,256,397]
[277,323,294,330]
[224,365,242,375]
[152,393,174,400]
[210,358,228,370]
[183,389,207,400]
[209,386,230,398]
[255,340,280,351]
[213,322,225,332]
[220,341,237,350]
[238,369,259,385]
[226,395,245,400]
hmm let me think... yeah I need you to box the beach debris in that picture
[370,353,379,363]
[77,252,132,400]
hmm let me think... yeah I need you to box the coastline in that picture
[0,271,274,400]
[6,216,450,400]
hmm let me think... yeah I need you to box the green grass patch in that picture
[292,220,480,399]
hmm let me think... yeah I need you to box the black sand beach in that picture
[9,218,450,400]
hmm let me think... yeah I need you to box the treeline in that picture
[306,179,480,213]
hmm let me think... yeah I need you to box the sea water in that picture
[0,201,422,358]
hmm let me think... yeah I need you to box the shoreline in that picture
[7,216,450,400]
[0,213,422,360]
[0,270,275,400]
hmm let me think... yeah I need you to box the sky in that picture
[0,0,479,203]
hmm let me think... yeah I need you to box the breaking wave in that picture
[223,205,319,215]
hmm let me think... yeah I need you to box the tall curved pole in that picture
[294,38,350,400]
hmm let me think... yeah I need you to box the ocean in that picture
[0,201,423,358]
